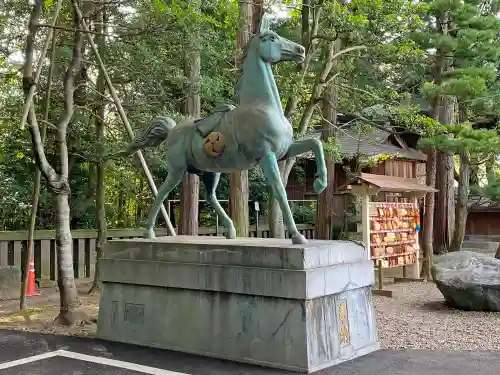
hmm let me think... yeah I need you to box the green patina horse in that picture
[115,16,327,244]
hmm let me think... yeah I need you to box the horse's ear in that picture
[259,13,271,34]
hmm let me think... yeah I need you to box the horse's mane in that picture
[235,33,259,99]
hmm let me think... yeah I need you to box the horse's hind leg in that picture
[202,171,236,239]
[260,152,307,244]
[146,167,185,239]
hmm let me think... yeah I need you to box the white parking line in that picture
[58,350,190,374]
[0,351,59,370]
[0,350,190,375]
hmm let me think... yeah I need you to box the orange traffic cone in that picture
[26,259,40,297]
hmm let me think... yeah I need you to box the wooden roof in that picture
[468,196,500,212]
[341,173,438,194]
[301,128,427,161]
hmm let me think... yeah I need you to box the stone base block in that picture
[0,266,21,300]
[96,236,380,373]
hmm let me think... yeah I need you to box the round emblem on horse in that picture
[203,132,226,157]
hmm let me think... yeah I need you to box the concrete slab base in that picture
[96,236,380,373]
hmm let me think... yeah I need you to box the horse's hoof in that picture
[292,234,308,245]
[145,228,156,239]
[313,177,327,194]
[226,227,237,239]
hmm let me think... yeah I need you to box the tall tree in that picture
[89,0,107,294]
[178,0,201,235]
[411,2,451,275]
[270,0,323,238]
[315,40,341,240]
[228,0,256,237]
[418,0,500,254]
[20,0,58,308]
[23,0,90,325]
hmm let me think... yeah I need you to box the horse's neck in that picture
[238,54,283,114]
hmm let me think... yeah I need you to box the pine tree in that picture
[418,0,500,252]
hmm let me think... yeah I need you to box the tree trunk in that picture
[118,190,125,225]
[434,96,455,253]
[432,11,454,254]
[446,151,455,241]
[55,0,90,324]
[22,0,90,324]
[469,165,479,187]
[21,15,58,309]
[486,157,495,185]
[20,0,43,309]
[228,0,254,237]
[89,160,106,293]
[89,0,106,295]
[54,191,87,325]
[315,40,340,240]
[179,13,201,235]
[421,10,448,279]
[434,152,450,252]
[421,149,437,279]
[270,0,324,238]
[450,106,470,252]
[269,160,293,238]
[269,191,285,238]
[179,175,200,234]
[229,173,249,236]
[450,149,470,251]
[251,0,264,33]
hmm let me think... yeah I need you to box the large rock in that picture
[0,266,21,300]
[432,251,500,311]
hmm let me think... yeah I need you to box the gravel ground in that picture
[373,281,500,350]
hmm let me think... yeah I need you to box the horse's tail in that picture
[107,116,176,159]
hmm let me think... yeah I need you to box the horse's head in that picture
[255,15,305,64]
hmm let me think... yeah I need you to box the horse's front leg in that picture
[282,139,327,194]
[260,152,307,244]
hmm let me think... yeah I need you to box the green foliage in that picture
[414,0,500,178]
[419,122,500,155]
[323,137,342,163]
[291,201,317,224]
[391,105,445,136]
[3,0,500,231]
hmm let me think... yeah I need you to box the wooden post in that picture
[412,196,421,278]
[215,215,219,237]
[377,260,383,290]
[361,185,371,260]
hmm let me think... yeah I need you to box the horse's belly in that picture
[188,107,293,172]
[190,132,258,172]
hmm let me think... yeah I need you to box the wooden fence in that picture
[0,224,316,281]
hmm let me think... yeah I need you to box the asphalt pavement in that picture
[0,330,499,375]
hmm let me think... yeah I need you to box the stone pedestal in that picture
[0,266,21,299]
[96,236,380,373]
